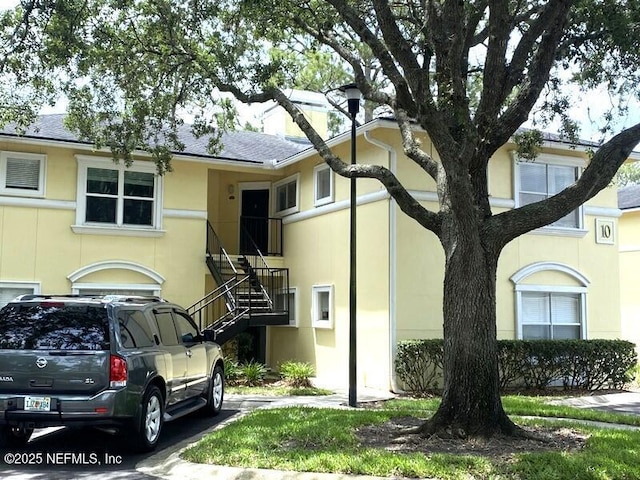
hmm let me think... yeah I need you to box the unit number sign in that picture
[595,218,615,245]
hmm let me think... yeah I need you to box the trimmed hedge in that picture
[396,339,637,395]
[395,339,443,393]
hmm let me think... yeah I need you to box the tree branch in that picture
[371,0,428,104]
[488,122,640,247]
[269,87,441,234]
[491,0,573,150]
[324,0,417,115]
[395,108,439,181]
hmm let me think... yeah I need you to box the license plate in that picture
[24,396,51,411]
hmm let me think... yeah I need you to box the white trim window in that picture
[512,262,588,340]
[519,291,585,340]
[0,281,41,309]
[313,164,334,206]
[275,287,298,327]
[514,154,585,233]
[273,174,300,216]
[68,260,164,296]
[0,151,46,197]
[312,284,333,329]
[74,156,162,235]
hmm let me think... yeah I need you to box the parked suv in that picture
[0,294,224,451]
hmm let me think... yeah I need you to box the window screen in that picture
[5,157,40,190]
[519,162,580,228]
[521,292,581,340]
[0,287,34,309]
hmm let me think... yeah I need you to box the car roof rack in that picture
[11,294,166,304]
[13,294,91,301]
[101,295,166,304]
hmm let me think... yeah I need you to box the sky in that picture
[1,0,638,143]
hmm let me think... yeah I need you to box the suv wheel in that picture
[0,426,33,448]
[131,385,163,452]
[202,364,224,416]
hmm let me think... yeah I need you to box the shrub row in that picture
[396,339,637,395]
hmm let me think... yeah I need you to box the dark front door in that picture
[240,189,269,254]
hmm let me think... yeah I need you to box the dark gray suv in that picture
[0,294,224,451]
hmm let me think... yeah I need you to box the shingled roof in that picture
[0,114,309,164]
[618,184,640,210]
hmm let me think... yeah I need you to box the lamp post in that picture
[339,83,361,408]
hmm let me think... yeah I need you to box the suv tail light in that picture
[109,355,127,388]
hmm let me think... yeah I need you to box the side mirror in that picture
[203,330,216,342]
[181,333,195,344]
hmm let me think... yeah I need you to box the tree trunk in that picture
[419,227,521,438]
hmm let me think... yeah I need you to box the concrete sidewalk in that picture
[550,392,640,416]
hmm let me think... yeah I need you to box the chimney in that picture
[261,89,329,141]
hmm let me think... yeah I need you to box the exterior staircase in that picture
[187,220,290,344]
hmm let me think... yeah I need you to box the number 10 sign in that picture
[595,218,615,245]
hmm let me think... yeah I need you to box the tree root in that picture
[416,414,532,440]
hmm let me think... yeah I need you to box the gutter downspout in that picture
[363,131,399,393]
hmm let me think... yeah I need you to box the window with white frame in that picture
[0,151,46,197]
[313,164,333,206]
[75,156,161,231]
[274,287,297,327]
[520,291,583,339]
[516,156,583,229]
[512,262,588,340]
[274,174,299,216]
[312,284,333,328]
[0,282,40,309]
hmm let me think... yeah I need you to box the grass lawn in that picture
[182,395,640,479]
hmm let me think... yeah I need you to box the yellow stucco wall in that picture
[207,168,284,253]
[2,121,626,393]
[0,141,209,308]
[619,210,640,353]
[392,137,622,342]
[264,125,624,391]
[266,137,392,390]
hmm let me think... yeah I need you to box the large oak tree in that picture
[3,0,640,437]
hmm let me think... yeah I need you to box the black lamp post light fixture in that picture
[339,83,361,408]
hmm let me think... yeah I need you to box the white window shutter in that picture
[0,287,34,308]
[5,157,40,190]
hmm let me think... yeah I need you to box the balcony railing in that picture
[240,216,283,256]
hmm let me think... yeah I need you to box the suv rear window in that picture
[0,303,110,350]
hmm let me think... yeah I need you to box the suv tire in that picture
[130,385,164,452]
[202,364,224,416]
[0,426,33,448]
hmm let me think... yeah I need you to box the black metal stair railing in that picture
[206,221,238,288]
[187,275,252,343]
[190,219,290,343]
[240,216,284,256]
[239,221,290,314]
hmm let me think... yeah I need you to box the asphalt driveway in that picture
[0,408,239,480]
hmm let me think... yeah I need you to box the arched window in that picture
[511,262,589,340]
[68,260,164,296]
